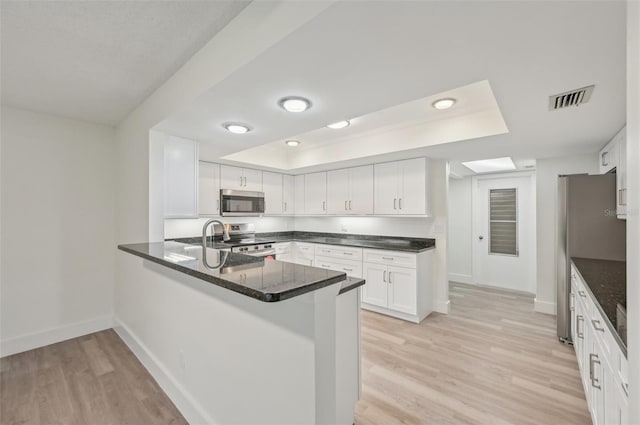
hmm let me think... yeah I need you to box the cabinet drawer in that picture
[295,242,315,259]
[314,255,363,278]
[273,242,292,254]
[315,244,363,261]
[363,249,416,269]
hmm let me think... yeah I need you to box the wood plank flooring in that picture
[0,329,187,425]
[354,282,591,425]
[1,283,590,425]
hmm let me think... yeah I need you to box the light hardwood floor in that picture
[355,282,591,425]
[0,329,187,425]
[1,283,590,425]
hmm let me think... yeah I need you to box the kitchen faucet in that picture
[202,219,230,248]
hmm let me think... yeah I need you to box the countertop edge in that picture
[118,244,347,303]
[571,259,627,358]
[338,278,365,295]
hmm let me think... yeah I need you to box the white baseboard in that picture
[113,317,214,425]
[448,273,473,285]
[0,315,113,358]
[534,298,556,315]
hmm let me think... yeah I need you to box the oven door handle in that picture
[241,249,276,257]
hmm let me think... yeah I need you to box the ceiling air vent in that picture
[549,85,594,111]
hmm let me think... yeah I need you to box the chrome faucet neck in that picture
[202,219,230,248]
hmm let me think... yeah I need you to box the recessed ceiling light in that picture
[285,140,301,147]
[278,96,312,113]
[461,157,516,174]
[327,120,350,129]
[432,98,456,110]
[222,122,251,134]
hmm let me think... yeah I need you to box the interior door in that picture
[362,263,388,308]
[349,165,374,215]
[387,266,416,315]
[474,174,534,292]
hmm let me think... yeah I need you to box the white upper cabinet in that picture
[327,168,350,214]
[305,172,327,215]
[599,135,619,175]
[164,136,198,218]
[374,158,428,215]
[327,165,374,215]
[262,171,283,215]
[283,175,295,215]
[294,174,305,215]
[198,161,220,216]
[220,165,262,192]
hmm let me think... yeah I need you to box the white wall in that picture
[447,177,472,283]
[1,106,115,356]
[626,1,639,422]
[534,153,598,314]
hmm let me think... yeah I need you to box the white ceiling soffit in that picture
[222,80,508,170]
[158,1,625,167]
[0,1,250,126]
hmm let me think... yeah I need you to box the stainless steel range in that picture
[211,223,276,258]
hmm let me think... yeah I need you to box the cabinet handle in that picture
[323,201,326,211]
[589,353,601,389]
[592,319,605,332]
[382,256,394,261]
[284,202,287,212]
[383,271,386,282]
[344,252,353,256]
[349,200,352,210]
[321,264,330,268]
[576,315,584,339]
[240,176,243,186]
[345,200,348,210]
[394,198,397,209]
[602,152,609,167]
[388,272,392,283]
[399,198,402,210]
[344,268,353,272]
[578,290,586,298]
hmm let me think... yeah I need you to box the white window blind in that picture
[489,188,518,256]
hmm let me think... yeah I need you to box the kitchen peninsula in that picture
[116,241,363,425]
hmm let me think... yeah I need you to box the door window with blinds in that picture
[488,188,518,256]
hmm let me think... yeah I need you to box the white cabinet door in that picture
[616,127,627,219]
[327,168,350,214]
[349,165,374,215]
[198,161,220,216]
[387,266,417,315]
[374,161,399,215]
[283,175,295,215]
[294,175,305,215]
[220,165,245,191]
[262,171,283,215]
[305,172,327,215]
[164,136,198,218]
[362,263,388,308]
[243,168,263,192]
[599,138,619,174]
[399,158,427,215]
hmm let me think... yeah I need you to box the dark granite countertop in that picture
[119,241,349,302]
[571,257,626,354]
[338,277,365,295]
[170,231,435,253]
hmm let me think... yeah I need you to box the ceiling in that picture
[158,1,626,172]
[0,0,250,126]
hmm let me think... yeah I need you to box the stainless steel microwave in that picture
[220,189,265,216]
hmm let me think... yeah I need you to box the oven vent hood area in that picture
[220,189,265,217]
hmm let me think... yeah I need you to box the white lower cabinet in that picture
[571,263,628,425]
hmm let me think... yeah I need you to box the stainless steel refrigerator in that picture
[556,173,626,343]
